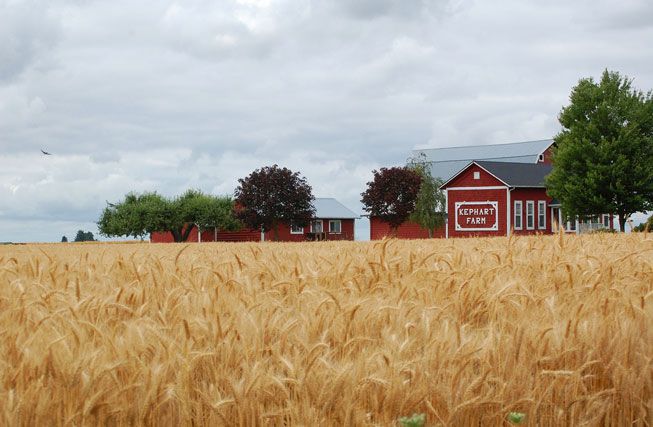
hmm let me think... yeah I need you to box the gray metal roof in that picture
[475,161,553,187]
[413,139,553,181]
[313,198,359,219]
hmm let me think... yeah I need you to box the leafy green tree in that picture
[546,70,653,232]
[234,165,315,240]
[361,167,422,231]
[98,192,167,240]
[98,190,240,242]
[179,190,242,241]
[61,235,68,243]
[407,153,446,237]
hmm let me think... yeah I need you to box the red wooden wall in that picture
[446,188,508,238]
[369,218,445,240]
[445,162,507,238]
[261,219,355,242]
[150,227,259,243]
[540,146,554,164]
[510,188,553,235]
[150,219,355,243]
[446,163,505,187]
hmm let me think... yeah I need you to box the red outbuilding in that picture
[150,197,359,243]
[369,218,446,240]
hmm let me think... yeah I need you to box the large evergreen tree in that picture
[234,165,315,240]
[546,70,653,232]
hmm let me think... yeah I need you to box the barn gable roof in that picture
[475,161,552,187]
[413,139,554,181]
[313,198,359,219]
[441,161,552,189]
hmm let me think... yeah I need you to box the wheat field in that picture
[0,234,651,426]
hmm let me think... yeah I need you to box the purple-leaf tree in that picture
[234,165,315,240]
[361,167,422,231]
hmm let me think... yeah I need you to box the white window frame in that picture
[538,201,546,230]
[328,220,341,234]
[526,201,535,230]
[290,222,304,234]
[514,201,523,230]
[567,218,577,231]
[602,214,610,228]
[310,220,323,233]
[473,171,480,180]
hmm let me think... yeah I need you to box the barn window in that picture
[567,218,577,231]
[329,220,341,234]
[602,214,610,228]
[538,153,545,162]
[473,171,480,180]
[514,201,522,230]
[310,220,323,233]
[290,223,304,234]
[538,201,546,230]
[526,201,535,229]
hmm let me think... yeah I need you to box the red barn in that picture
[442,161,553,237]
[370,139,614,239]
[370,139,555,239]
[441,161,614,237]
[150,197,359,243]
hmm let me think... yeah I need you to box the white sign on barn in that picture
[454,201,499,231]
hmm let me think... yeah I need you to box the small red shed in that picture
[369,218,446,240]
[256,198,359,242]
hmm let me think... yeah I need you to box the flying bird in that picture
[41,149,52,155]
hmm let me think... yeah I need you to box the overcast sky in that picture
[1,0,652,242]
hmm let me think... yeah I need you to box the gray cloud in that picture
[336,0,451,20]
[0,0,652,241]
[575,0,653,30]
[0,0,61,82]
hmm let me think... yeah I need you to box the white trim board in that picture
[444,189,449,239]
[440,161,511,189]
[506,188,512,236]
[447,186,507,191]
